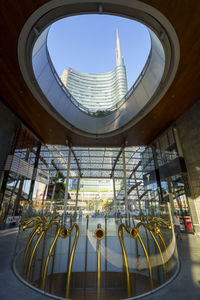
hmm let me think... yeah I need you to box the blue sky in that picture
[47,14,151,89]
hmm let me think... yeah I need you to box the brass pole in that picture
[146,217,160,283]
[26,229,46,281]
[49,242,57,294]
[104,214,108,273]
[118,223,131,298]
[66,223,80,298]
[136,223,154,289]
[120,215,125,273]
[158,231,170,262]
[84,215,89,296]
[149,218,171,277]
[39,230,47,286]
[153,228,161,284]
[151,221,170,261]
[132,216,139,270]
[144,223,150,256]
[97,238,101,300]
[22,222,42,276]
[51,237,57,277]
[67,215,73,270]
[42,222,61,290]
[95,224,105,300]
[148,229,167,282]
[152,217,172,229]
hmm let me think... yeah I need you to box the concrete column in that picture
[175,101,200,234]
[166,179,175,215]
[172,127,184,157]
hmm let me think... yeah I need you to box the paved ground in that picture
[0,229,199,300]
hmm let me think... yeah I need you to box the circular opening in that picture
[18,0,179,138]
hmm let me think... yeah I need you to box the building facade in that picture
[60,30,128,113]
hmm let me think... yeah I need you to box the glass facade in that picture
[0,124,193,299]
[61,65,127,113]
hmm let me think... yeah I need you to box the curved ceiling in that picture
[0,0,200,147]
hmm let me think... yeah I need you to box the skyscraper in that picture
[60,30,128,113]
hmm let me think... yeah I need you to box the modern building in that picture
[60,29,128,113]
[0,1,200,300]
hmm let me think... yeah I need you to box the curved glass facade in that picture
[60,30,128,113]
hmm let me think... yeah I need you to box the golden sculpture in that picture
[19,215,173,299]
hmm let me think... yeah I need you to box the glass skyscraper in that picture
[60,30,128,112]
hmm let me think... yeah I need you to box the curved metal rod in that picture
[67,215,73,268]
[158,231,170,262]
[141,217,161,282]
[42,222,61,290]
[95,224,105,300]
[132,216,139,270]
[39,230,47,286]
[118,223,131,298]
[104,215,108,273]
[22,222,42,276]
[66,223,80,299]
[26,229,46,281]
[136,222,154,289]
[143,222,150,256]
[97,238,101,300]
[21,216,44,229]
[148,229,167,282]
[22,216,42,224]
[150,221,170,262]
[84,215,89,297]
[151,217,171,229]
[149,220,171,278]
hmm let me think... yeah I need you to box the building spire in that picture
[116,28,123,66]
